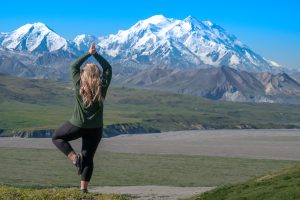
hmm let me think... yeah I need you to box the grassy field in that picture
[2,74,300,136]
[189,164,300,200]
[0,147,298,188]
[0,184,129,200]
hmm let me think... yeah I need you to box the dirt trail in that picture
[89,185,214,200]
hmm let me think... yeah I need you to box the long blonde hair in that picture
[80,63,102,107]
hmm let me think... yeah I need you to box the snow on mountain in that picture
[73,34,99,52]
[0,16,283,74]
[0,22,73,53]
[94,15,281,73]
[0,32,8,44]
[264,57,281,68]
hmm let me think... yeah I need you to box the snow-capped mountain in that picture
[0,16,283,74]
[0,22,76,53]
[73,34,99,52]
[94,15,281,73]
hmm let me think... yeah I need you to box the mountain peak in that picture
[202,20,214,27]
[181,16,214,28]
[32,22,48,27]
[74,34,97,41]
[19,22,53,33]
[144,15,169,25]
[1,22,67,52]
[181,16,207,30]
[73,34,98,51]
[183,16,199,22]
[129,15,175,32]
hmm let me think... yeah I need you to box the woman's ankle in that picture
[67,151,77,161]
[80,180,89,190]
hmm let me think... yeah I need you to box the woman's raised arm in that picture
[71,53,91,86]
[93,52,112,99]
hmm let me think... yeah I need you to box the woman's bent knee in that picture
[51,130,60,142]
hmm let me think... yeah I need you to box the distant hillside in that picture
[1,74,300,136]
[190,164,300,200]
[120,66,300,104]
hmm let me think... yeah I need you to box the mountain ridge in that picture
[0,15,283,73]
[96,15,281,73]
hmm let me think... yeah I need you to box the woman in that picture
[52,42,112,193]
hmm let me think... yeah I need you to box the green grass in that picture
[2,74,300,136]
[188,164,300,200]
[0,184,130,200]
[0,147,298,187]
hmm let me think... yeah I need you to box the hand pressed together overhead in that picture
[89,42,96,55]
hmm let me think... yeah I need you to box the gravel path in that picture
[89,185,214,200]
[1,129,300,160]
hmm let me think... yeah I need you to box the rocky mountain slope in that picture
[121,66,300,104]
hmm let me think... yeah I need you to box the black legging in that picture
[52,121,102,181]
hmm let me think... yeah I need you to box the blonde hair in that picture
[80,63,102,107]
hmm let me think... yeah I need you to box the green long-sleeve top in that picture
[69,52,112,128]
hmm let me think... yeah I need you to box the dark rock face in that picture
[12,129,55,138]
[103,123,160,137]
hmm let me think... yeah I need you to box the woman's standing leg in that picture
[80,127,102,190]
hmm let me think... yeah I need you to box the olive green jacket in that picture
[69,52,112,128]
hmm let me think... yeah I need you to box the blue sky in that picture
[0,0,299,68]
